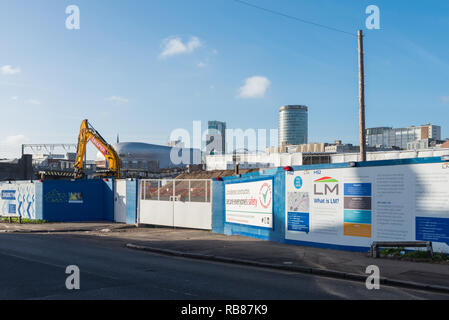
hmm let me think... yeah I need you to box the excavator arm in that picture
[74,119,120,179]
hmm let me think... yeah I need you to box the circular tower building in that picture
[279,105,308,146]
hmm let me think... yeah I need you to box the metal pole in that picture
[358,30,367,162]
[172,179,175,228]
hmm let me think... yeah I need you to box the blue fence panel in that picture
[211,156,449,252]
[126,179,138,224]
[41,179,114,222]
[217,171,286,242]
[211,180,225,234]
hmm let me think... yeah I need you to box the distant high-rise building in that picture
[366,124,441,149]
[206,121,226,155]
[279,105,308,146]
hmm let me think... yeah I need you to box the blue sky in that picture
[0,0,448,158]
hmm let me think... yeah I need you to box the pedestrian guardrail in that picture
[370,241,433,259]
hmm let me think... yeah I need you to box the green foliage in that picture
[1,217,47,224]
[379,247,449,263]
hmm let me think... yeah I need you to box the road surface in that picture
[0,233,447,300]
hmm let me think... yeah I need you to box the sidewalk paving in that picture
[0,221,132,233]
[116,227,449,292]
[1,222,449,293]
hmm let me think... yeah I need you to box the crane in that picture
[73,119,120,179]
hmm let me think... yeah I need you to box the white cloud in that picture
[442,96,449,103]
[1,65,21,75]
[0,135,29,158]
[10,96,18,101]
[160,36,202,58]
[2,135,28,146]
[25,99,41,105]
[237,76,271,99]
[106,96,129,104]
[197,62,207,68]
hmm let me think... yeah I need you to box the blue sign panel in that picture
[1,190,16,200]
[288,212,309,233]
[344,210,372,224]
[294,177,303,190]
[416,217,449,245]
[344,183,372,197]
[8,204,16,214]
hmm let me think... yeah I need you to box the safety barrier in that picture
[0,181,36,219]
[138,179,212,230]
[212,156,449,253]
[4,156,449,255]
[1,179,114,222]
[370,241,433,258]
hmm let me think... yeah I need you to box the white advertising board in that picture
[225,179,273,228]
[285,162,449,253]
[0,182,36,219]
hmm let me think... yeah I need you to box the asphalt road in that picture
[0,233,448,300]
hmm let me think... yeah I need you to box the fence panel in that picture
[139,179,212,230]
[0,181,36,219]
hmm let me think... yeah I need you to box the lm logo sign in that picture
[314,177,339,195]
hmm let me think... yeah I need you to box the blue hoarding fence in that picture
[37,179,114,222]
[212,156,449,253]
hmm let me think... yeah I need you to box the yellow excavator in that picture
[73,119,120,179]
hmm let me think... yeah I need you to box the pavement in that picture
[0,221,133,233]
[2,222,449,294]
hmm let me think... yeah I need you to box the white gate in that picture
[114,179,127,223]
[139,179,212,230]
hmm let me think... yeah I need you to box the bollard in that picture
[427,242,434,260]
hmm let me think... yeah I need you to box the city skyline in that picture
[1,0,449,159]
[2,1,449,303]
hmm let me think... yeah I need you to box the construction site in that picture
[0,119,214,182]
